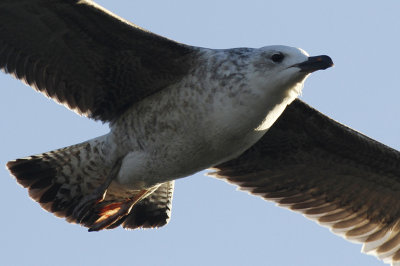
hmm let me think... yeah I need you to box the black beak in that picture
[295,55,334,73]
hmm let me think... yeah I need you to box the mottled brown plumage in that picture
[1,1,400,265]
[7,149,174,229]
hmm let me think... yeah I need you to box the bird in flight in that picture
[0,1,399,265]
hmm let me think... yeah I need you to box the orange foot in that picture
[88,189,149,231]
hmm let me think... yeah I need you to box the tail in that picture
[7,136,110,224]
[7,136,176,231]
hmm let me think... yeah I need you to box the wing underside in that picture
[0,0,196,122]
[211,99,400,265]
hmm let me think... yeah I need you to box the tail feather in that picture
[7,156,56,188]
[7,137,108,224]
[7,137,176,231]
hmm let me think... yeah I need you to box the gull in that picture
[0,1,399,265]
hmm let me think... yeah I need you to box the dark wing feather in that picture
[122,181,174,229]
[0,0,196,122]
[211,99,400,265]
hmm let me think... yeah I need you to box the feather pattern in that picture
[211,99,400,265]
[0,0,196,122]
[7,138,174,229]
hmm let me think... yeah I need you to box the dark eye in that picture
[271,53,284,63]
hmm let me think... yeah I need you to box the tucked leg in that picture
[88,189,151,231]
[72,158,123,222]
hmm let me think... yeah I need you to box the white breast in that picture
[110,47,307,189]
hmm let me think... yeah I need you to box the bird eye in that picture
[271,53,284,63]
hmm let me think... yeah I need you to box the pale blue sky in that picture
[1,1,399,266]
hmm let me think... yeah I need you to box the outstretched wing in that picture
[0,0,196,122]
[211,99,400,265]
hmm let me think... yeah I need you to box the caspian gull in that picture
[0,1,399,265]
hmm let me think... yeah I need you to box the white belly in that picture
[109,87,296,190]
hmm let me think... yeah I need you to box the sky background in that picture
[1,1,400,266]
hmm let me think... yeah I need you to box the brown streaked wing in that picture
[210,99,400,265]
[0,0,196,122]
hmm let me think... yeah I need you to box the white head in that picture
[235,45,333,131]
[192,45,332,134]
[246,45,332,100]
